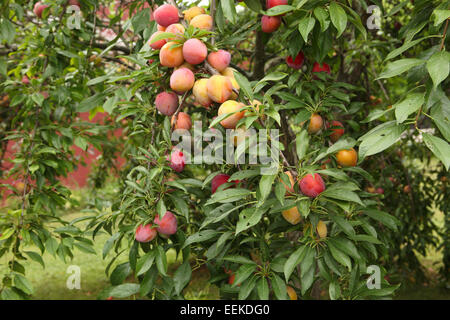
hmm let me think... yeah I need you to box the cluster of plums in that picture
[150,4,266,174]
[135,211,178,242]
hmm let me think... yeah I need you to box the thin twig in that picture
[210,0,216,45]
[440,18,449,51]
[171,91,190,130]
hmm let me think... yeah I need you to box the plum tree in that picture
[4,0,444,303]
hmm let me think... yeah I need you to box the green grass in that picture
[0,211,112,300]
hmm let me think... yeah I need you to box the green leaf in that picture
[229,169,260,181]
[322,189,364,206]
[430,95,450,141]
[215,2,225,32]
[314,7,330,32]
[297,199,310,219]
[422,133,450,170]
[296,129,309,160]
[0,228,14,240]
[284,245,306,281]
[103,233,120,259]
[234,71,253,101]
[110,283,140,298]
[243,0,262,13]
[427,51,450,88]
[32,92,45,107]
[131,8,150,33]
[24,251,45,269]
[378,59,425,79]
[236,207,264,235]
[182,230,219,248]
[0,19,16,44]
[223,255,256,265]
[103,96,117,114]
[394,93,425,124]
[298,17,316,43]
[169,195,189,220]
[74,241,96,254]
[432,9,450,26]
[329,213,355,236]
[258,174,276,203]
[156,199,166,218]
[257,277,269,300]
[221,0,237,24]
[136,251,156,276]
[300,264,315,295]
[300,246,315,278]
[238,275,257,299]
[271,274,288,300]
[140,267,158,296]
[329,237,361,260]
[110,262,131,285]
[364,209,400,231]
[328,244,352,271]
[1,288,24,300]
[266,5,294,16]
[384,36,439,61]
[86,74,111,86]
[45,237,58,256]
[233,264,257,287]
[156,246,168,276]
[257,72,288,86]
[329,281,341,300]
[275,181,286,205]
[174,261,192,295]
[206,188,252,205]
[329,2,347,38]
[350,234,382,244]
[14,274,33,295]
[359,122,406,158]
